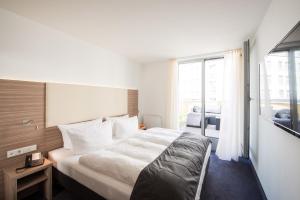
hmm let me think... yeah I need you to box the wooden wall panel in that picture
[44,127,63,152]
[128,89,138,117]
[0,80,46,200]
[0,79,138,199]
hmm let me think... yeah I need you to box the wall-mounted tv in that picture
[260,21,300,138]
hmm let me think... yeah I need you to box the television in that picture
[260,21,300,138]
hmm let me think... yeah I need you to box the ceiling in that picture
[0,0,271,64]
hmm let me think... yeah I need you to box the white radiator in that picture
[143,114,162,128]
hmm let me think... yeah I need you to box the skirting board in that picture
[246,158,268,200]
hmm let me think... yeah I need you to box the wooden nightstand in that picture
[3,158,53,200]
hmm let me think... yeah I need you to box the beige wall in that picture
[250,0,300,199]
[139,61,169,127]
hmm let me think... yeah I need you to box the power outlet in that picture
[7,144,37,158]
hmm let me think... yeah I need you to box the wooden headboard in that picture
[0,79,138,199]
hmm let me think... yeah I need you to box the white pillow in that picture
[105,114,129,122]
[106,114,129,136]
[57,118,102,149]
[67,120,113,155]
[114,116,139,139]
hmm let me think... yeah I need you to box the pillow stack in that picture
[58,115,139,154]
[58,118,112,154]
[106,116,139,139]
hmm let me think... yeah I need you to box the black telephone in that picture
[25,152,44,167]
[16,152,44,173]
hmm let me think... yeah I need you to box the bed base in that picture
[53,167,105,200]
[200,156,211,199]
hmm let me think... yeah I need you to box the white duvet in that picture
[79,128,181,186]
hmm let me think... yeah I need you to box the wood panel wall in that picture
[0,79,138,200]
[128,89,139,117]
[0,80,46,199]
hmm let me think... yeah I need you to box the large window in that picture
[178,58,224,138]
[263,51,290,111]
[204,59,224,138]
[178,61,202,128]
[260,49,300,134]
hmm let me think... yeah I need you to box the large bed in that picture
[49,128,211,200]
[45,83,211,200]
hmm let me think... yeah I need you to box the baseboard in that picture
[249,160,268,200]
[238,156,251,164]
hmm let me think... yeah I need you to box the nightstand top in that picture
[3,158,52,179]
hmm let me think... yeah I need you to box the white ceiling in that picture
[0,0,271,64]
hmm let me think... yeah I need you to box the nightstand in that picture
[3,158,53,200]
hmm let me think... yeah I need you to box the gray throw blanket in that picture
[130,132,210,200]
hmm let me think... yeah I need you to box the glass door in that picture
[178,61,203,134]
[177,57,224,138]
[204,58,224,138]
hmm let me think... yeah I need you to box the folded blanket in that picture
[131,132,211,200]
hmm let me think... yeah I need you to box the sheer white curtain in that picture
[216,49,244,161]
[166,59,179,129]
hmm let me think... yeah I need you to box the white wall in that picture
[139,61,169,127]
[0,8,140,89]
[250,0,300,199]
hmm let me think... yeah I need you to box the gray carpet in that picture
[200,153,264,200]
[54,190,72,200]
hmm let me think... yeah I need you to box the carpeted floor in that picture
[51,153,264,200]
[200,153,264,200]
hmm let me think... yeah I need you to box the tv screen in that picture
[260,21,300,137]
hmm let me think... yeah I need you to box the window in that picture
[178,58,224,138]
[178,62,202,128]
[261,49,300,133]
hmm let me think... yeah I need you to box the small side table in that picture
[3,158,53,200]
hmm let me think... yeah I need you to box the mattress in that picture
[48,129,211,200]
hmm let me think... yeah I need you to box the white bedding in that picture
[79,130,179,186]
[49,128,211,200]
[49,145,133,200]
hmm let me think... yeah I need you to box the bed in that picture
[45,83,211,199]
[48,128,211,200]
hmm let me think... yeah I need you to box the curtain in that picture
[216,49,244,161]
[166,59,179,129]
